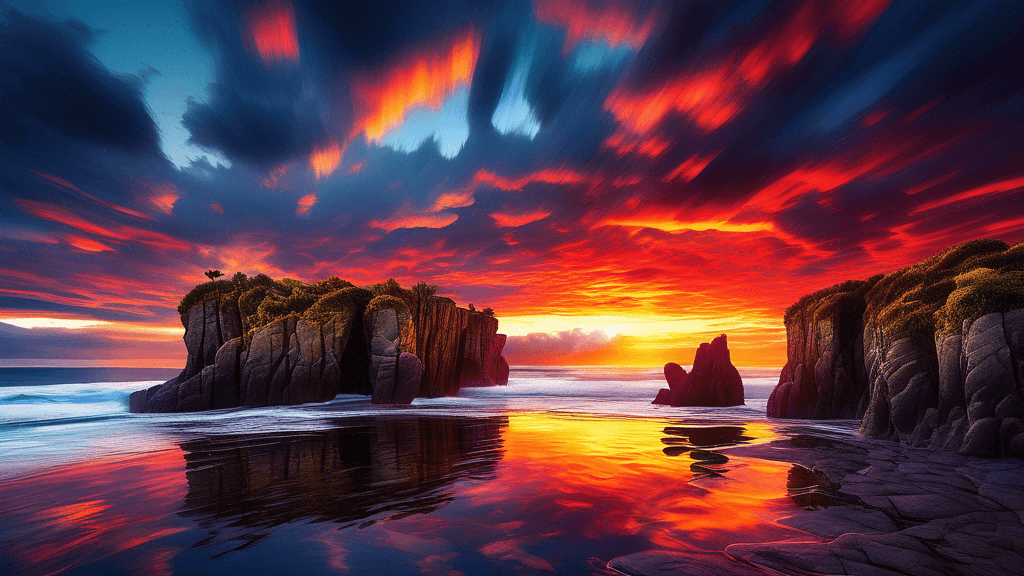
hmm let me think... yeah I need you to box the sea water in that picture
[0,366,850,575]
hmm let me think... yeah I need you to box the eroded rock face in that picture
[652,335,744,407]
[766,280,874,420]
[411,297,508,397]
[365,301,420,404]
[130,292,509,413]
[767,299,1024,457]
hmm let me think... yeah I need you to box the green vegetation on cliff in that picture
[785,239,1024,338]
[178,274,490,337]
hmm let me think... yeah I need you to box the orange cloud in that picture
[349,29,479,142]
[533,0,656,51]
[431,190,475,211]
[65,235,114,253]
[296,193,318,215]
[492,208,552,228]
[310,141,343,179]
[248,0,300,63]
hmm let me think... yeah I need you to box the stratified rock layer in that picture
[767,239,1024,457]
[652,334,744,407]
[130,280,508,413]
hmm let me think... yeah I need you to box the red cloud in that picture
[603,0,892,136]
[533,0,656,51]
[248,0,300,63]
[909,174,1024,215]
[491,208,552,228]
[65,235,114,253]
[17,200,190,251]
[662,152,719,184]
[602,131,670,158]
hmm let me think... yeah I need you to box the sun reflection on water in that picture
[0,413,802,574]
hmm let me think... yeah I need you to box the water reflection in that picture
[660,425,754,477]
[0,413,805,575]
[179,416,507,552]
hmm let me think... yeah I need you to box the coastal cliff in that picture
[767,239,1024,457]
[130,275,509,413]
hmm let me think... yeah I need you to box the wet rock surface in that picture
[611,429,1024,576]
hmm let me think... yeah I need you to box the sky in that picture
[0,0,1022,368]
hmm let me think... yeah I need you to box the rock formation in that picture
[129,275,509,413]
[652,334,744,406]
[767,239,1024,457]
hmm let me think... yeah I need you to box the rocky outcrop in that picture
[130,276,508,413]
[410,296,509,397]
[767,279,876,420]
[767,239,1024,457]
[652,334,744,407]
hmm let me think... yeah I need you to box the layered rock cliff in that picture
[767,239,1024,457]
[130,275,509,413]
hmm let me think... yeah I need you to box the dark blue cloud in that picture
[0,11,162,156]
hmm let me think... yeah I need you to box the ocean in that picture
[0,366,853,575]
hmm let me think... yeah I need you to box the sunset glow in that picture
[2,0,1021,368]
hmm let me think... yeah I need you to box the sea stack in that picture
[129,275,509,413]
[652,334,744,407]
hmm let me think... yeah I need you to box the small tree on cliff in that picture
[482,307,494,316]
[205,269,224,300]
[468,303,475,312]
[412,281,438,298]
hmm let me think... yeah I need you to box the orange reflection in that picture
[350,29,479,142]
[0,448,187,576]
[0,414,805,573]
[472,414,792,548]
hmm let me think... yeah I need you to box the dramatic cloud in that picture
[1,0,1023,367]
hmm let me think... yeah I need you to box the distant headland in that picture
[129,274,508,413]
